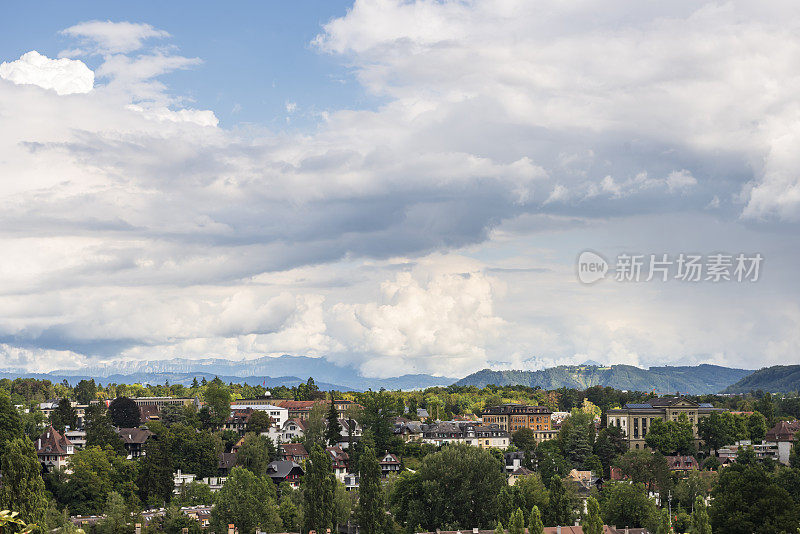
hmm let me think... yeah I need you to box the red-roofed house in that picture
[36,426,74,472]
[765,420,800,465]
[280,443,309,463]
[666,455,699,474]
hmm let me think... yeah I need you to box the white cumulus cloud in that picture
[0,51,94,95]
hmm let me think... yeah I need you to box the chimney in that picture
[557,527,561,534]
[182,529,188,534]
[135,524,141,534]
[228,525,235,534]
[473,529,479,533]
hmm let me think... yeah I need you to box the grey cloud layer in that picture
[0,2,798,376]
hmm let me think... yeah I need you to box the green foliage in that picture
[511,427,536,451]
[615,450,672,495]
[494,520,504,534]
[210,467,281,534]
[653,507,671,534]
[295,377,324,401]
[0,389,24,457]
[0,438,48,532]
[355,389,398,454]
[174,481,213,506]
[84,403,125,455]
[747,411,767,442]
[203,378,231,429]
[528,505,544,534]
[303,445,336,534]
[137,431,174,507]
[245,410,272,434]
[508,508,525,534]
[55,446,139,516]
[357,436,385,534]
[50,398,77,433]
[74,380,97,405]
[0,510,37,534]
[496,473,549,527]
[690,495,712,534]
[582,496,603,534]
[535,440,571,481]
[325,400,343,445]
[698,412,737,455]
[709,458,798,534]
[169,424,221,478]
[390,444,505,531]
[598,482,658,530]
[644,414,695,455]
[544,475,574,527]
[108,397,140,428]
[95,491,132,534]
[236,432,276,476]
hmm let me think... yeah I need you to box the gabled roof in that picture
[36,426,72,455]
[280,443,309,457]
[266,460,304,479]
[379,453,400,465]
[510,467,534,477]
[218,452,237,470]
[117,427,153,444]
[666,455,699,470]
[766,420,800,442]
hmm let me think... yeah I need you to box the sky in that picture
[1,0,799,379]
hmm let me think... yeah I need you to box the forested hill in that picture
[723,365,800,393]
[456,364,753,394]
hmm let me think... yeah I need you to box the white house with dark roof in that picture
[36,425,74,472]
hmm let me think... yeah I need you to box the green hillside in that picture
[456,364,753,394]
[723,365,800,393]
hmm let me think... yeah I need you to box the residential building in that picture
[508,466,534,486]
[481,404,556,443]
[266,460,304,487]
[343,473,360,491]
[35,426,74,472]
[379,452,401,478]
[327,446,349,481]
[764,420,800,465]
[173,470,226,493]
[422,422,510,449]
[279,443,309,463]
[504,451,525,473]
[606,396,723,450]
[229,403,288,429]
[665,455,699,474]
[218,452,237,476]
[64,429,87,449]
[128,397,198,409]
[117,427,153,459]
[394,420,424,443]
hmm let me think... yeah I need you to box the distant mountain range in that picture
[723,365,800,394]
[0,355,456,392]
[5,356,795,394]
[456,364,754,394]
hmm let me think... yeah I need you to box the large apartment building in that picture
[481,404,557,443]
[606,396,722,450]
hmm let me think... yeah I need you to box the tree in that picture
[203,378,231,429]
[74,379,97,405]
[138,432,174,507]
[169,424,221,479]
[295,377,323,401]
[644,415,695,455]
[236,432,276,476]
[95,491,131,534]
[494,521,504,534]
[747,411,767,443]
[0,389,24,456]
[356,389,398,454]
[508,508,525,534]
[210,467,281,534]
[50,398,77,433]
[390,444,506,531]
[303,445,336,534]
[0,438,48,531]
[325,400,343,446]
[544,475,573,527]
[357,435,385,534]
[528,505,544,534]
[709,459,797,534]
[598,482,657,530]
[174,481,214,506]
[615,450,671,495]
[512,427,536,451]
[535,440,571,481]
[654,508,671,534]
[84,403,125,455]
[582,496,603,534]
[108,397,140,428]
[690,495,712,534]
[754,393,775,428]
[303,402,328,452]
[246,410,272,434]
[698,412,736,456]
[58,446,139,516]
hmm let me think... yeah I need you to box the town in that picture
[1,376,798,533]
